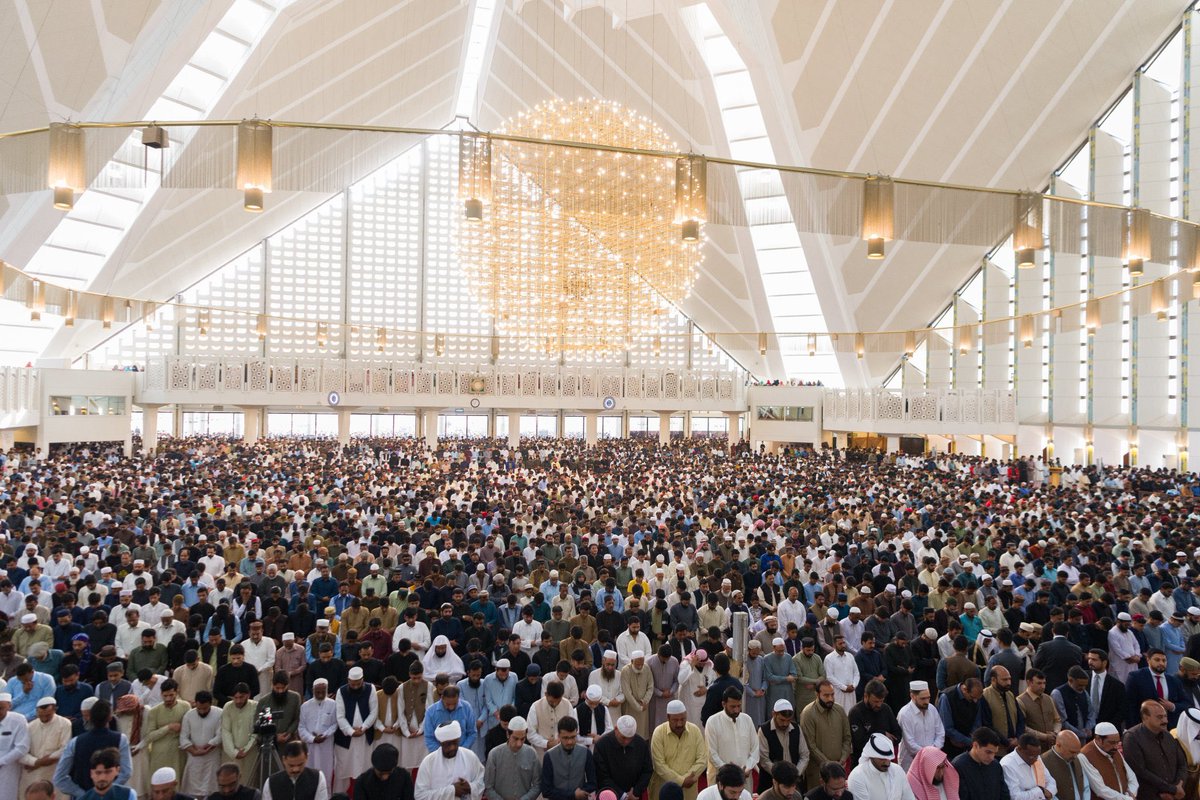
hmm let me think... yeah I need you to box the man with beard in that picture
[219,683,259,786]
[1016,670,1061,752]
[620,651,655,739]
[179,691,222,798]
[256,673,301,749]
[826,636,861,713]
[882,633,914,713]
[297,679,337,781]
[1178,658,1200,709]
[799,681,851,791]
[1124,649,1188,728]
[756,699,810,794]
[906,746,960,800]
[897,681,943,770]
[1108,613,1142,683]
[939,678,983,759]
[978,667,1024,754]
[847,732,914,800]
[703,687,757,787]
[848,681,901,764]
[1077,722,1137,800]
[793,638,826,712]
[352,743,415,800]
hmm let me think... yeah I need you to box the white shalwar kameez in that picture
[298,697,338,781]
[824,651,860,713]
[896,702,945,770]
[180,706,224,797]
[334,688,378,794]
[413,748,485,800]
[848,755,918,800]
[677,661,715,725]
[0,712,31,800]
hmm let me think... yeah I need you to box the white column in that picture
[726,411,740,448]
[683,412,693,438]
[424,409,439,451]
[337,408,352,446]
[507,411,520,448]
[584,412,598,446]
[487,411,496,438]
[172,406,184,438]
[658,412,671,445]
[141,405,161,454]
[242,407,261,445]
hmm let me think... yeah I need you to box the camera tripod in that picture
[256,733,284,792]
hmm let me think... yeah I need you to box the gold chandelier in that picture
[457,99,703,355]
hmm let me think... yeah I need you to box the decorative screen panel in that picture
[425,138,488,363]
[180,246,264,357]
[266,195,345,357]
[348,146,421,360]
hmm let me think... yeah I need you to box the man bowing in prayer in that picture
[849,732,916,800]
[1079,722,1137,800]
[415,721,485,800]
[424,637,466,684]
[334,666,378,795]
[907,746,961,800]
[179,691,223,798]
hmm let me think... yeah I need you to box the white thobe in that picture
[298,698,338,780]
[0,713,30,800]
[616,631,652,667]
[896,702,945,769]
[414,748,485,800]
[242,637,277,697]
[140,602,169,628]
[839,620,864,653]
[180,706,223,797]
[334,688,379,794]
[848,760,918,800]
[588,670,624,706]
[703,711,759,784]
[1107,629,1141,683]
[777,599,807,630]
[393,621,431,654]
[824,652,860,712]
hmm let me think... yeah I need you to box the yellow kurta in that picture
[649,721,708,800]
[171,663,214,704]
[220,698,260,783]
[18,715,71,799]
[146,699,191,778]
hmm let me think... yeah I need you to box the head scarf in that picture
[422,634,465,677]
[71,632,92,675]
[1177,708,1200,763]
[115,693,144,746]
[907,746,960,800]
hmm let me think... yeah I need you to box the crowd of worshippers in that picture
[0,434,1198,800]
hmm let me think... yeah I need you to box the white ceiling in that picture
[0,0,1189,382]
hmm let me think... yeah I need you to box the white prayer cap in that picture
[630,650,645,660]
[495,659,511,669]
[748,640,762,650]
[151,768,177,786]
[1117,612,1132,621]
[773,699,793,713]
[19,614,35,624]
[885,584,896,593]
[586,685,603,702]
[924,628,938,640]
[433,635,450,648]
[901,591,913,599]
[909,681,929,693]
[435,721,462,742]
[507,716,528,732]
[313,679,328,687]
[866,732,893,759]
[80,697,97,711]
[603,650,618,661]
[125,604,141,614]
[859,588,872,595]
[616,715,637,737]
[282,633,295,641]
[348,667,364,680]
[133,559,145,566]
[772,637,787,648]
[549,570,559,578]
[849,607,861,615]
[1190,607,1200,616]
[827,609,839,619]
[667,700,687,715]
[316,619,330,628]
[963,602,977,610]
[35,696,55,708]
[1094,722,1120,737]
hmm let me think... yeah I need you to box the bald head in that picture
[990,665,1011,692]
[1054,731,1081,760]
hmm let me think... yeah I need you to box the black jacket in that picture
[1032,636,1083,692]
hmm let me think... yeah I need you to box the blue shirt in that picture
[423,699,478,753]
[55,681,94,729]
[53,731,133,799]
[8,672,56,719]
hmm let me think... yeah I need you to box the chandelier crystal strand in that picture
[458,99,701,354]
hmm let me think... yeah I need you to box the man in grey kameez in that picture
[647,647,680,733]
[483,716,540,800]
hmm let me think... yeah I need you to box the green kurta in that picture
[793,652,826,711]
[220,698,260,781]
[798,701,850,790]
[146,698,191,778]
